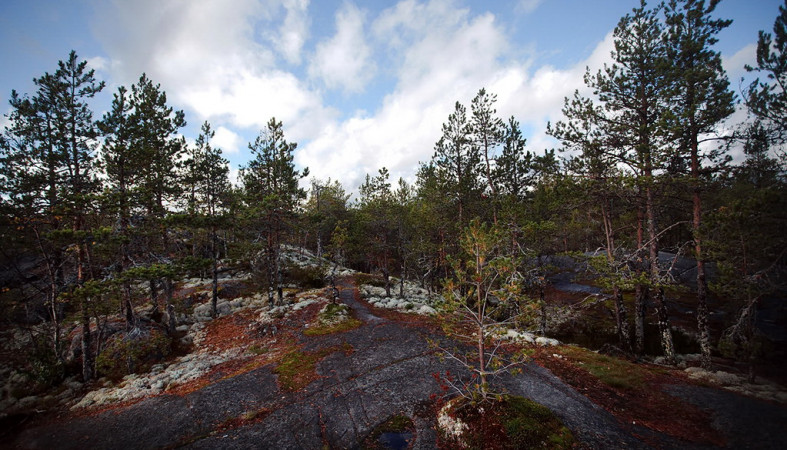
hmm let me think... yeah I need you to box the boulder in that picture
[418,305,437,315]
[535,336,560,347]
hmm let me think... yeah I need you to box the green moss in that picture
[303,303,362,336]
[443,396,575,450]
[274,344,351,391]
[559,346,644,390]
[502,396,575,449]
[274,350,320,391]
[304,317,363,336]
[247,344,268,355]
[322,303,349,320]
[354,273,387,288]
[376,414,413,433]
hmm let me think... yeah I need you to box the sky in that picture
[0,0,782,193]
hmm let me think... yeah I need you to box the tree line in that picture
[2,0,785,384]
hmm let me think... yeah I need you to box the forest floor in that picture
[4,277,787,449]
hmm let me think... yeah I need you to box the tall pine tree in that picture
[663,0,735,369]
[242,118,307,306]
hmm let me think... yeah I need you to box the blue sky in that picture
[0,0,781,192]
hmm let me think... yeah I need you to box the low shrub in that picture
[354,273,387,288]
[96,327,172,380]
[439,395,575,449]
[303,303,362,336]
[284,264,325,289]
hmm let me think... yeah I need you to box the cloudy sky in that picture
[0,0,781,192]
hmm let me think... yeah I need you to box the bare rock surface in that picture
[9,279,787,449]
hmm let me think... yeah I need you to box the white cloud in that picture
[91,0,332,139]
[309,2,374,93]
[297,0,614,192]
[185,69,334,140]
[274,0,310,65]
[91,0,615,193]
[228,164,242,187]
[93,0,273,86]
[0,107,11,130]
[213,126,243,154]
[723,43,757,91]
[86,56,109,72]
[516,0,543,15]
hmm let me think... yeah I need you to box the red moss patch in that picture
[532,346,725,447]
[199,310,262,352]
[437,396,575,450]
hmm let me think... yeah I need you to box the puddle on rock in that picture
[378,431,413,449]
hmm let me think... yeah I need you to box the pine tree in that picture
[432,101,481,225]
[439,219,529,401]
[190,121,231,318]
[746,0,787,146]
[304,178,350,259]
[549,94,632,350]
[494,117,534,203]
[98,85,138,327]
[663,0,735,369]
[99,74,186,328]
[241,118,307,306]
[358,168,396,297]
[470,88,505,224]
[549,1,673,358]
[1,51,104,380]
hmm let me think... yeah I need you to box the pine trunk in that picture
[646,181,675,363]
[383,267,391,298]
[81,306,93,382]
[634,206,647,355]
[267,228,276,307]
[539,287,547,336]
[124,283,135,330]
[634,284,648,355]
[165,279,176,333]
[149,279,159,313]
[399,260,405,298]
[654,287,676,363]
[691,138,712,370]
[476,258,487,399]
[613,285,630,351]
[211,227,219,318]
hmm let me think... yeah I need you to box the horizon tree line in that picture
[1,0,785,384]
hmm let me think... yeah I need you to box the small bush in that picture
[96,327,172,380]
[354,273,387,288]
[284,264,325,289]
[304,304,362,336]
[23,333,65,387]
[440,396,575,449]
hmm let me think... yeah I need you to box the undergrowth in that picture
[304,303,362,336]
[274,343,353,391]
[439,395,575,449]
[557,345,645,389]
